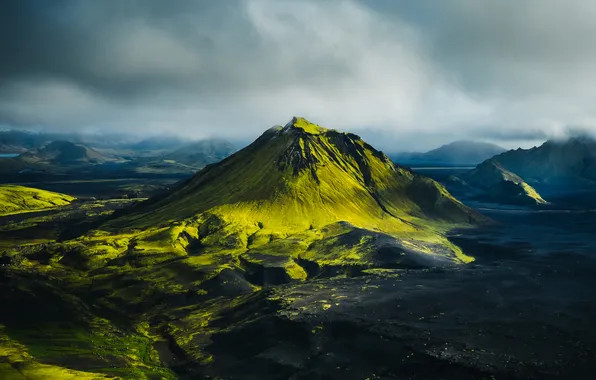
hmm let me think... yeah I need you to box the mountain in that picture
[448,136,596,206]
[393,140,506,166]
[17,141,107,165]
[0,185,74,216]
[81,117,487,282]
[129,136,187,152]
[487,136,596,186]
[0,130,52,153]
[462,161,547,206]
[165,139,236,167]
[131,139,237,174]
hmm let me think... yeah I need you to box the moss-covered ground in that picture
[0,185,74,216]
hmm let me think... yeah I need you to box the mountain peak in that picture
[284,117,328,135]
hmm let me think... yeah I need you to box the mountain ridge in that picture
[488,136,596,185]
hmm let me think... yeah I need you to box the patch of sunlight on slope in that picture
[520,182,548,204]
[292,117,328,135]
[0,185,74,216]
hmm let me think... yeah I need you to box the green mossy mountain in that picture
[88,117,485,275]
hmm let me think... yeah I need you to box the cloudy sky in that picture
[2,0,596,151]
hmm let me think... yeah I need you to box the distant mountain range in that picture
[18,141,107,165]
[0,132,238,180]
[392,140,506,166]
[126,139,237,175]
[487,137,596,186]
[0,130,137,153]
[165,139,236,167]
[0,130,55,153]
[441,136,596,206]
[126,136,188,152]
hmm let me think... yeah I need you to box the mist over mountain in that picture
[165,139,236,167]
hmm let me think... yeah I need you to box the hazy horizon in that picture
[3,0,596,151]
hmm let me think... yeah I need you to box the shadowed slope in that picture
[463,161,547,206]
[490,136,596,185]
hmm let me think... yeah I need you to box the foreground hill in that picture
[392,140,506,166]
[0,185,74,215]
[18,141,107,165]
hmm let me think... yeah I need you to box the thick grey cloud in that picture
[1,0,596,151]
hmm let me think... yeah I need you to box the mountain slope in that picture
[80,118,486,279]
[463,161,547,205]
[489,136,596,185]
[0,185,74,215]
[392,140,506,166]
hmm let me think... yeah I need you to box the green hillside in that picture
[0,185,75,216]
